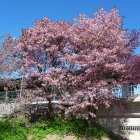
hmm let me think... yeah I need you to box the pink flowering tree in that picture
[0,35,20,78]
[123,55,140,84]
[12,8,140,123]
[14,18,70,119]
[62,8,140,125]
[0,35,22,93]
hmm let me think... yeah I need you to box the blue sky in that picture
[0,0,140,53]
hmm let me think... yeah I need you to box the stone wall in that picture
[0,103,21,117]
[96,100,140,140]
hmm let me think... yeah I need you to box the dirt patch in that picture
[43,134,77,140]
[43,134,111,140]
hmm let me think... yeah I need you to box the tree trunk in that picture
[88,114,93,128]
[87,105,97,128]
[48,99,54,120]
[61,109,65,120]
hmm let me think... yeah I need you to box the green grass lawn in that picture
[0,116,120,140]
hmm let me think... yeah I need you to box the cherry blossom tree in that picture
[0,35,22,96]
[123,55,140,84]
[14,18,70,119]
[12,8,140,123]
[0,35,20,78]
[62,8,140,125]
